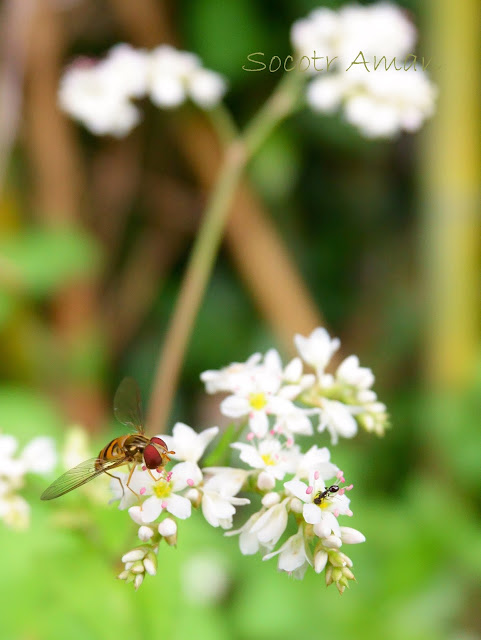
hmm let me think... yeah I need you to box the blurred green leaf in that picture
[0,228,101,297]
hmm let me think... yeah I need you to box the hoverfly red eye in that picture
[150,437,167,450]
[143,444,162,469]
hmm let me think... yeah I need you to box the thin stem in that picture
[147,72,306,432]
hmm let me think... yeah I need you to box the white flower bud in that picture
[143,552,157,576]
[138,526,154,541]
[289,497,303,513]
[134,574,144,590]
[323,534,342,549]
[158,518,177,537]
[340,526,366,544]
[314,549,328,574]
[314,520,332,538]
[131,560,145,574]
[121,548,146,563]
[185,488,201,506]
[261,492,281,507]
[257,471,275,491]
[118,570,130,580]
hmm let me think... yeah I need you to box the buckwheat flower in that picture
[201,353,262,394]
[336,355,375,391]
[135,461,200,522]
[231,438,294,481]
[0,494,30,530]
[201,473,250,529]
[294,327,340,378]
[263,350,315,400]
[284,472,352,538]
[291,8,340,66]
[20,437,57,475]
[293,445,339,481]
[318,398,358,444]
[220,368,293,438]
[263,526,313,579]
[202,467,250,495]
[248,499,290,549]
[225,510,266,555]
[58,61,141,137]
[161,422,219,476]
[110,466,154,510]
[101,44,150,99]
[149,45,226,109]
[340,526,366,544]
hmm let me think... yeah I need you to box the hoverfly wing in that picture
[40,457,127,500]
[113,377,144,433]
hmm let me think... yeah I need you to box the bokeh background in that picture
[0,0,480,639]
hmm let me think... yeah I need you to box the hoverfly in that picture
[313,484,339,506]
[41,377,174,500]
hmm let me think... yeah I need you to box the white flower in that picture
[202,467,250,495]
[231,439,294,481]
[336,355,374,390]
[201,353,262,394]
[181,551,230,604]
[128,462,200,522]
[58,61,141,137]
[248,499,289,549]
[294,327,340,377]
[101,44,150,98]
[220,367,293,438]
[20,437,57,474]
[284,472,351,538]
[225,511,266,555]
[318,399,358,444]
[161,422,218,470]
[201,473,250,530]
[340,526,365,544]
[293,445,339,481]
[149,45,226,109]
[0,494,30,530]
[263,349,315,400]
[263,526,313,579]
[291,8,340,66]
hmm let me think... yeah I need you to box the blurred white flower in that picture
[201,472,250,529]
[201,353,262,394]
[0,433,57,530]
[231,438,295,480]
[318,398,358,444]
[181,551,231,604]
[59,44,226,137]
[294,327,340,377]
[58,61,141,137]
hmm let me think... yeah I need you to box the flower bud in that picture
[325,564,333,585]
[289,497,303,513]
[121,548,146,563]
[313,520,331,538]
[143,551,157,576]
[340,526,366,544]
[138,525,154,541]
[185,488,201,507]
[134,574,144,590]
[158,518,177,537]
[322,534,342,549]
[314,548,328,574]
[261,492,280,507]
[131,560,145,574]
[257,471,275,491]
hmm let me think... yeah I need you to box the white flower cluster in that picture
[114,328,386,592]
[291,3,437,138]
[59,44,227,137]
[0,434,57,529]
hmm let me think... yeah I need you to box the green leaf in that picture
[0,227,101,297]
[202,422,244,467]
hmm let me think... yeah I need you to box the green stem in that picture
[147,71,306,433]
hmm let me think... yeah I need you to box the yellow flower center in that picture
[153,480,171,499]
[249,392,268,411]
[261,454,275,466]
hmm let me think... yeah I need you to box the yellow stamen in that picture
[261,454,275,466]
[153,480,171,498]
[249,392,267,411]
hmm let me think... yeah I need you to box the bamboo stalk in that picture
[420,0,481,388]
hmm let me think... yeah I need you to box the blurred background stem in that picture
[421,0,481,389]
[147,73,304,432]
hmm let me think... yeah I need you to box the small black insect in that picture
[313,484,339,505]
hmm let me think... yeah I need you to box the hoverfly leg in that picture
[146,467,160,483]
[125,463,141,501]
[104,470,125,498]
